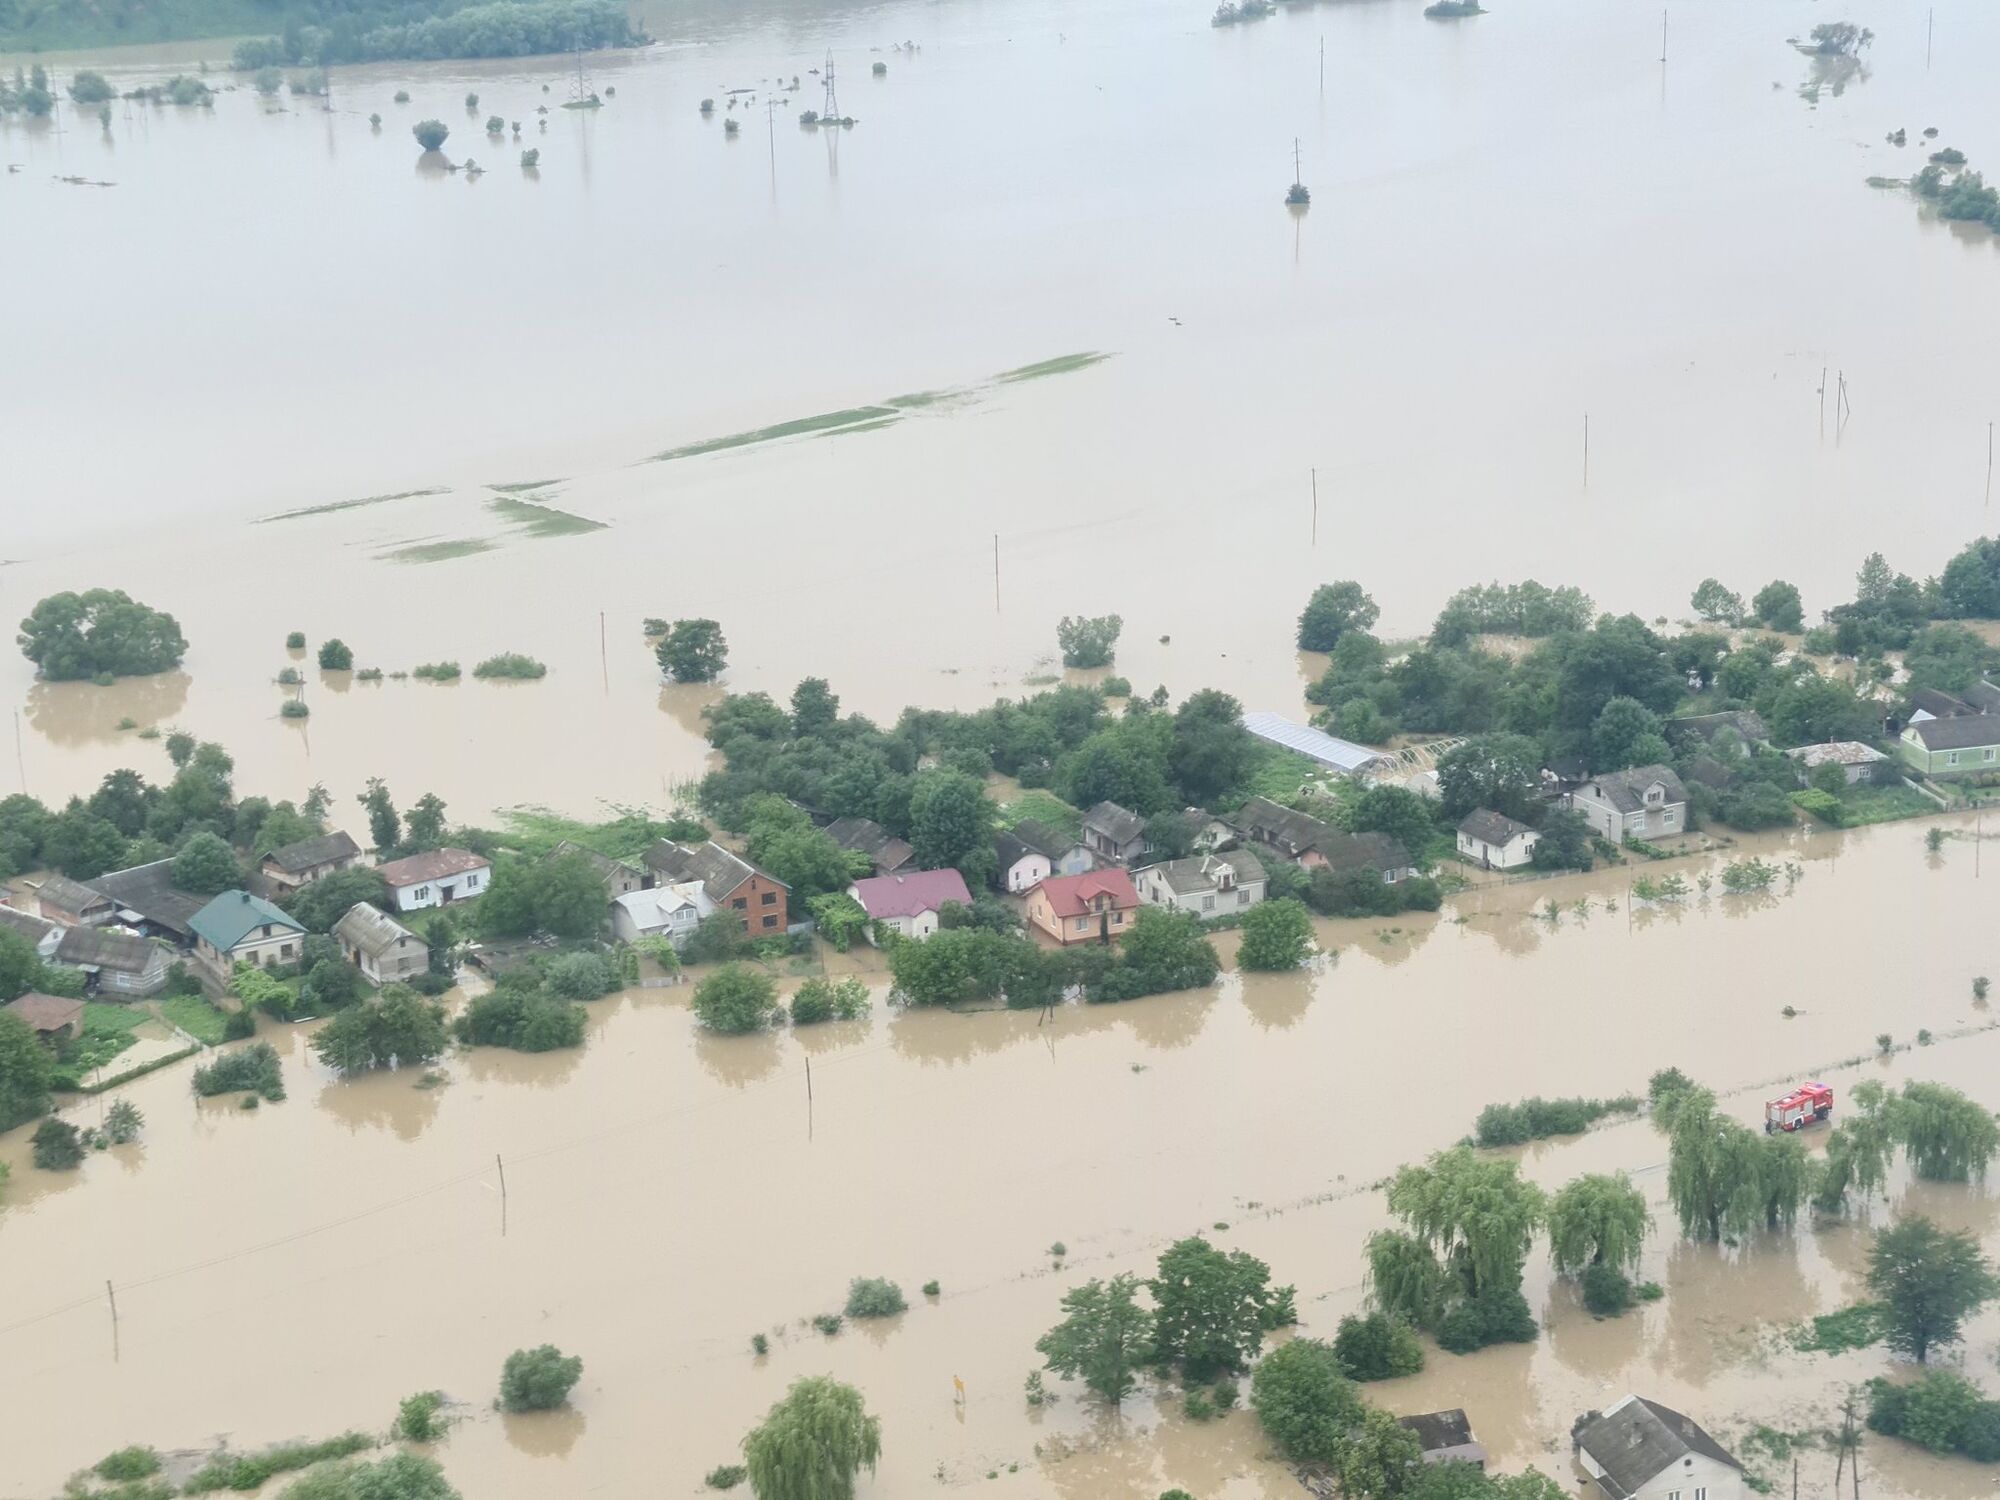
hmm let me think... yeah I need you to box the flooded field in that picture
[4,821,1999,1497]
[6,0,2000,819]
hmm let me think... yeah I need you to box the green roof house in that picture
[1898,714,2000,779]
[189,889,306,983]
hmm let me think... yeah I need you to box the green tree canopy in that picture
[1035,1273,1154,1404]
[1665,1086,1765,1241]
[311,985,449,1074]
[1057,614,1123,668]
[1298,582,1381,653]
[1250,1337,1364,1464]
[1236,898,1313,971]
[1690,578,1744,624]
[1751,580,1805,632]
[1436,734,1543,821]
[498,1345,582,1410]
[171,830,242,896]
[692,964,779,1034]
[17,589,187,681]
[1867,1216,1999,1364]
[1384,1146,1545,1299]
[413,118,450,150]
[790,677,840,738]
[1589,696,1671,772]
[1546,1173,1649,1275]
[1148,1236,1271,1381]
[741,1375,881,1500]
[0,1011,55,1131]
[1168,689,1254,805]
[477,853,605,940]
[286,866,393,933]
[657,619,728,682]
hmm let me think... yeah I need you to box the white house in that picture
[994,830,1052,894]
[611,882,714,948]
[1455,808,1540,870]
[373,848,491,913]
[1569,766,1688,846]
[1575,1396,1743,1500]
[188,890,306,983]
[1133,850,1266,919]
[848,869,972,943]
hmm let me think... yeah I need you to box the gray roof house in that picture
[1398,1409,1486,1468]
[1665,710,1770,751]
[1133,850,1267,919]
[549,839,646,899]
[53,926,172,998]
[824,817,916,877]
[1898,713,2000,778]
[1963,678,2000,713]
[1456,809,1539,870]
[1574,1397,1742,1500]
[1569,765,1687,846]
[88,861,211,943]
[1011,819,1095,877]
[333,902,429,986]
[259,831,364,893]
[0,903,62,958]
[1081,802,1149,864]
[994,830,1052,894]
[35,874,115,927]
[1907,686,1975,723]
[1230,796,1414,881]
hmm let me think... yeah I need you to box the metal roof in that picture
[1241,712,1389,774]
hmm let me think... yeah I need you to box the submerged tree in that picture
[1035,1274,1154,1405]
[1384,1147,1545,1301]
[1297,581,1380,653]
[657,618,728,683]
[1056,614,1123,669]
[413,118,450,151]
[1149,1236,1273,1381]
[1893,1081,2000,1183]
[1546,1173,1649,1276]
[1867,1216,1998,1364]
[742,1376,881,1500]
[1665,1086,1765,1241]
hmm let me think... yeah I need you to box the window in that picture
[280,943,294,959]
[1202,896,1215,912]
[732,897,748,911]
[415,886,430,902]
[761,891,777,906]
[1238,890,1250,906]
[1986,748,1996,762]
[1947,751,1960,766]
[260,925,272,938]
[1667,1491,1680,1500]
[1111,910,1123,925]
[1075,917,1090,933]
[762,915,778,930]
[1695,1489,1707,1500]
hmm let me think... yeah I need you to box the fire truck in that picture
[1765,1082,1834,1133]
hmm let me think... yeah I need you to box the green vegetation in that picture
[656,619,729,682]
[317,639,355,671]
[499,1344,582,1411]
[692,965,780,1034]
[32,1116,85,1169]
[257,488,444,523]
[477,852,605,939]
[472,653,547,680]
[1297,581,1380,653]
[1235,898,1314,970]
[706,1466,748,1490]
[652,407,899,462]
[1474,1094,1641,1147]
[181,1432,373,1493]
[844,1277,907,1318]
[1424,0,1485,15]
[1547,1173,1649,1278]
[1788,1302,1885,1354]
[1035,1272,1151,1404]
[995,351,1110,382]
[1057,614,1123,668]
[17,590,186,681]
[1867,1370,2000,1460]
[1150,1236,1276,1381]
[312,986,449,1074]
[1868,1216,1998,1364]
[412,661,462,681]
[453,970,586,1052]
[48,1001,147,1088]
[394,1390,447,1442]
[741,1376,880,1500]
[489,805,703,861]
[191,1042,285,1102]
[1366,1147,1544,1353]
[1330,1311,1424,1380]
[281,1452,458,1499]
[487,493,602,538]
[1665,1085,1811,1238]
[787,976,869,1024]
[213,0,639,67]
[379,538,498,564]
[95,1447,163,1481]
[998,790,1084,840]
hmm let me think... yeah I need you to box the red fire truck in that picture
[1765,1082,1834,1133]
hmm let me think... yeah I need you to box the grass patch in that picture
[50,1004,146,1088]
[1787,1302,1885,1354]
[1837,782,1936,826]
[181,1433,374,1493]
[160,994,231,1045]
[649,406,901,462]
[490,805,702,860]
[884,389,953,409]
[998,790,1084,841]
[258,487,444,523]
[487,494,605,538]
[1226,742,1348,812]
[994,351,1111,383]
[378,538,498,565]
[489,478,563,493]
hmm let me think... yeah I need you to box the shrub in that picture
[1791,789,1843,826]
[95,1447,162,1480]
[1474,1094,1640,1146]
[32,1116,85,1169]
[845,1277,907,1318]
[1581,1264,1635,1315]
[521,148,540,168]
[1250,1337,1363,1464]
[1436,1287,1537,1353]
[191,1042,285,1101]
[499,1344,582,1411]
[1331,1312,1424,1380]
[413,661,462,681]
[485,114,505,133]
[787,976,870,1024]
[706,1467,747,1490]
[692,964,779,1034]
[543,951,618,1000]
[473,653,547,680]
[413,119,450,151]
[280,700,311,720]
[394,1390,446,1441]
[181,1433,373,1493]
[394,90,411,103]
[1184,1390,1215,1421]
[452,981,585,1052]
[813,1313,843,1335]
[317,639,354,670]
[223,1006,258,1041]
[922,1280,940,1296]
[751,1333,769,1355]
[279,1452,455,1500]
[105,1098,143,1144]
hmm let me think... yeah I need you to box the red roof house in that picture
[848,868,972,942]
[1025,868,1140,946]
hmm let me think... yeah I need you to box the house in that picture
[611,882,715,947]
[1665,710,1771,752]
[34,874,115,928]
[644,839,789,937]
[373,848,491,913]
[1963,678,2000,713]
[0,903,62,960]
[549,840,646,899]
[188,890,306,982]
[1133,850,1266,918]
[1681,756,1738,795]
[824,817,916,877]
[1574,1396,1742,1500]
[1081,802,1149,865]
[1570,765,1688,845]
[333,902,429,986]
[1012,819,1094,877]
[994,830,1053,894]
[54,926,172,998]
[1398,1409,1486,1469]
[1898,714,2000,778]
[2,992,85,1044]
[1232,798,1413,881]
[258,831,364,895]
[849,868,972,943]
[1906,686,1975,724]
[1240,711,1396,776]
[1456,809,1540,870]
[1025,868,1140,946]
[1786,741,1891,786]
[1318,830,1416,883]
[87,861,211,945]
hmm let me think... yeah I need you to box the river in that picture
[3,821,1999,1496]
[5,0,2000,822]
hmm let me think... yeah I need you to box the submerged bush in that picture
[844,1277,907,1318]
[499,1345,582,1411]
[1474,1094,1640,1146]
[191,1042,286,1102]
[473,653,546,680]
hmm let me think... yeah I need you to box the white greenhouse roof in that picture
[1241,712,1391,774]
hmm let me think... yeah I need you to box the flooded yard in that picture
[3,820,1998,1496]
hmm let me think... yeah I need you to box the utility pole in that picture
[766,97,777,188]
[1319,35,1324,96]
[1582,413,1590,488]
[599,610,608,691]
[106,1279,120,1360]
[1986,420,1992,507]
[495,1152,508,1236]
[1819,366,1827,437]
[1310,467,1318,546]
[1660,8,1667,63]
[1927,8,1934,68]
[992,533,1000,612]
[12,709,24,794]
[805,1053,814,1140]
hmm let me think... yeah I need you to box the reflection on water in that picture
[314,1069,446,1142]
[1237,968,1313,1031]
[692,1028,785,1088]
[25,672,191,747]
[501,1405,586,1458]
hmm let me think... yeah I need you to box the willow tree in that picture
[742,1377,880,1500]
[1365,1230,1451,1330]
[1547,1174,1650,1275]
[1666,1088,1765,1241]
[1813,1082,1899,1213]
[1893,1081,2000,1183]
[1756,1133,1814,1230]
[1384,1147,1546,1299]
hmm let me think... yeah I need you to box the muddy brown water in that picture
[6,0,2000,822]
[3,821,1999,1497]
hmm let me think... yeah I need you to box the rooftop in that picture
[1786,741,1889,768]
[850,868,972,919]
[374,848,490,888]
[824,817,916,874]
[1137,849,1266,895]
[1906,714,2000,752]
[1033,868,1139,918]
[1579,764,1688,814]
[35,874,110,916]
[333,901,422,960]
[549,840,643,880]
[54,925,163,974]
[88,861,211,938]
[612,882,712,928]
[2,992,85,1034]
[643,839,779,903]
[1575,1396,1739,1500]
[1458,808,1535,846]
[1082,801,1147,845]
[1397,1408,1478,1457]
[261,830,362,876]
[1241,710,1392,774]
[1009,819,1078,860]
[0,903,57,945]
[188,890,304,952]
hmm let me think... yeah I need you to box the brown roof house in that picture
[54,926,172,999]
[34,874,115,928]
[2,992,85,1044]
[374,849,491,913]
[87,860,211,944]
[549,840,646,899]
[259,831,365,895]
[1025,868,1140,946]
[644,840,789,938]
[333,902,429,987]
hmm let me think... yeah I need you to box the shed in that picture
[34,874,115,928]
[3,991,85,1042]
[1398,1409,1486,1468]
[53,926,172,998]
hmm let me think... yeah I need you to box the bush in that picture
[412,661,461,681]
[521,148,540,168]
[317,639,354,670]
[1236,898,1313,970]
[278,1452,455,1500]
[1249,1337,1363,1464]
[1057,614,1123,668]
[223,1006,258,1040]
[543,951,618,1000]
[787,976,869,1024]
[1331,1312,1424,1380]
[414,119,450,151]
[813,1312,843,1335]
[844,1277,907,1318]
[452,979,585,1052]
[1184,1390,1215,1421]
[473,653,547,680]
[706,1467,747,1490]
[31,1115,84,1169]
[191,1042,286,1101]
[692,964,779,1033]
[1436,1287,1537,1354]
[395,1391,446,1441]
[94,1446,162,1480]
[181,1433,373,1493]
[499,1345,582,1411]
[70,70,116,103]
[1474,1094,1640,1146]
[922,1280,940,1297]
[1581,1264,1635,1315]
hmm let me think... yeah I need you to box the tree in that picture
[498,1345,582,1411]
[42,802,127,880]
[1169,689,1254,805]
[476,853,605,941]
[1097,907,1220,1000]
[1436,734,1542,821]
[1336,1408,1426,1500]
[1529,809,1593,871]
[300,956,365,1011]
[1148,1236,1271,1381]
[1055,720,1175,815]
[32,1117,85,1170]
[1892,1081,2000,1183]
[413,118,450,151]
[1665,1087,1763,1241]
[1249,1337,1364,1464]
[790,677,839,738]
[0,931,42,1003]
[312,986,449,1074]
[1035,1274,1154,1404]
[1752,580,1805,633]
[403,793,448,851]
[1236,898,1313,971]
[286,866,393,933]
[318,638,354,671]
[17,590,187,681]
[1298,582,1380,652]
[787,976,868,1023]
[1768,673,1878,747]
[741,1376,880,1500]
[747,809,868,902]
[692,964,779,1033]
[358,778,400,853]
[1690,578,1744,625]
[1589,696,1671,772]
[0,1013,55,1131]
[1057,614,1123,668]
[1385,1147,1545,1304]
[69,70,115,103]
[171,830,241,896]
[1331,1311,1424,1381]
[1867,1216,1998,1364]
[1365,1230,1452,1330]
[1546,1173,1649,1275]
[907,770,994,878]
[657,619,728,682]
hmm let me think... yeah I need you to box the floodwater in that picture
[6,0,2000,821]
[4,820,2000,1497]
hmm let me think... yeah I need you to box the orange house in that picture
[1025,869,1140,946]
